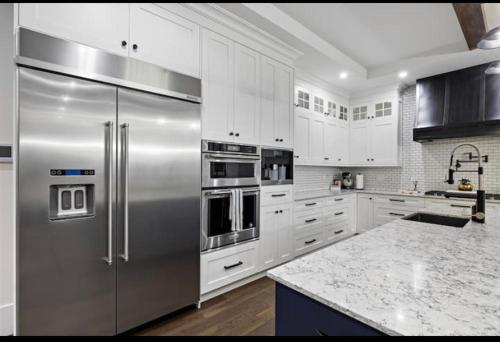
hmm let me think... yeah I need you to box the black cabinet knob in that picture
[235,133,239,137]
[366,158,370,161]
[132,44,138,51]
[279,139,283,142]
[279,210,283,213]
[371,158,374,161]
[229,132,234,136]
[275,210,279,214]
[121,40,127,47]
[275,138,279,142]
[294,155,299,158]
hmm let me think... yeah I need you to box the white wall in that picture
[0,2,14,336]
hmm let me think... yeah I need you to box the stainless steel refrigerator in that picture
[16,29,201,335]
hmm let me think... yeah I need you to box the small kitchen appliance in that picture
[342,172,354,189]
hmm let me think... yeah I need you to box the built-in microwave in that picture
[261,148,294,186]
[202,140,261,189]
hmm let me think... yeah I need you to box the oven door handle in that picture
[204,153,260,161]
[237,189,243,232]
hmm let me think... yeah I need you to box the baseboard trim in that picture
[0,303,14,336]
[200,272,267,304]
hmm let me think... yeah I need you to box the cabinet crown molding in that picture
[180,3,303,64]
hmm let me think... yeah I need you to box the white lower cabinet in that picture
[357,194,375,233]
[258,185,294,271]
[294,194,356,257]
[424,198,499,216]
[201,240,258,295]
[357,194,425,233]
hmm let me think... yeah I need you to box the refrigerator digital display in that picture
[50,169,95,176]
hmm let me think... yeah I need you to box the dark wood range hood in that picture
[414,61,500,142]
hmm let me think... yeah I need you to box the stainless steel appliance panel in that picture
[201,188,260,252]
[17,68,117,335]
[16,28,201,103]
[116,88,201,333]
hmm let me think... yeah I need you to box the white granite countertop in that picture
[294,188,500,203]
[267,214,500,336]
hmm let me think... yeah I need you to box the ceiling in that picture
[217,3,500,95]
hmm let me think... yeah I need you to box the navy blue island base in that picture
[275,283,386,336]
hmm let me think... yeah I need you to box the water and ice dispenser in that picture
[48,169,95,219]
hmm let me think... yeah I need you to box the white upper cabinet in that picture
[201,29,293,145]
[275,63,294,148]
[309,116,326,164]
[129,3,200,77]
[19,3,201,77]
[233,43,260,144]
[19,3,130,56]
[349,94,400,166]
[294,112,310,163]
[260,56,293,148]
[201,29,235,142]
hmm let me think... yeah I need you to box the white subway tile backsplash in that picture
[296,85,500,194]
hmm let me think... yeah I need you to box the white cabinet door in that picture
[334,125,349,165]
[277,204,294,263]
[201,29,234,142]
[323,121,336,165]
[275,63,294,148]
[309,117,325,164]
[259,206,278,270]
[371,119,398,166]
[294,113,310,164]
[260,57,277,147]
[357,194,374,233]
[349,123,370,166]
[19,3,130,56]
[129,3,200,77]
[233,43,260,144]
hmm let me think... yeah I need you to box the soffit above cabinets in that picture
[217,3,500,95]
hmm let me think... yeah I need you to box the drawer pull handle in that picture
[334,198,344,202]
[272,194,286,197]
[450,204,471,208]
[305,239,317,245]
[224,261,243,270]
[305,218,317,223]
[389,198,405,202]
[305,202,317,206]
[334,212,344,216]
[389,212,405,216]
[334,230,344,235]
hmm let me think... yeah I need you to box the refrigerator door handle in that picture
[105,121,113,265]
[120,123,130,262]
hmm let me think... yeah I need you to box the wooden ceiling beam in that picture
[453,3,487,50]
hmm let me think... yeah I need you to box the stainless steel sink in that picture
[403,213,470,228]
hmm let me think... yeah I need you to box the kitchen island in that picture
[267,213,500,336]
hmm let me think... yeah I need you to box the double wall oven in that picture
[202,141,260,252]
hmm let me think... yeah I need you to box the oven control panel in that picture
[203,140,259,155]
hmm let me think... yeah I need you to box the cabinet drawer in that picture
[201,241,258,294]
[294,211,325,237]
[374,206,414,226]
[294,198,326,212]
[295,230,324,257]
[374,195,424,209]
[425,198,473,216]
[325,205,350,222]
[261,185,293,206]
[324,221,352,244]
[325,195,353,206]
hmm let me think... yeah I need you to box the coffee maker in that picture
[342,172,353,189]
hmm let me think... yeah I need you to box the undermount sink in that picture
[403,213,470,228]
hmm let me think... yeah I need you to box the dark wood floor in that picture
[132,277,276,336]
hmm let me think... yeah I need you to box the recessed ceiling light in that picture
[339,72,348,79]
[398,71,408,79]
